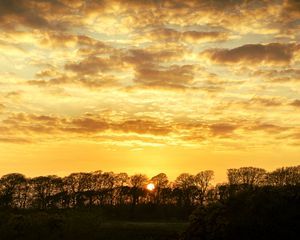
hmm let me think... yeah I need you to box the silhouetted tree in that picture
[0,165,299,213]
[130,174,148,206]
[194,170,214,205]
[63,173,92,207]
[0,173,26,208]
[151,173,168,204]
[227,167,266,187]
[267,166,300,186]
[31,175,62,209]
[113,172,129,205]
[183,185,300,240]
[174,173,195,207]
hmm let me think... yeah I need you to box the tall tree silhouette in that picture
[130,174,148,207]
[194,170,214,205]
[0,173,26,207]
[227,167,266,186]
[174,173,195,207]
[151,173,168,204]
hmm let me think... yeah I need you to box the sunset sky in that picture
[0,0,300,182]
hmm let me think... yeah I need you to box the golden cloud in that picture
[0,0,299,153]
[0,0,296,36]
[209,123,238,137]
[290,99,300,107]
[146,28,228,43]
[1,110,299,149]
[202,43,298,66]
[0,103,5,111]
[134,65,195,90]
[0,0,75,30]
[65,56,117,75]
[247,123,289,134]
[253,68,300,82]
[248,97,283,107]
[28,74,119,89]
[0,113,173,137]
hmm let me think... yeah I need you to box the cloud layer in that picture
[0,0,299,152]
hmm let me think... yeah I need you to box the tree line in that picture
[183,166,300,240]
[0,166,299,210]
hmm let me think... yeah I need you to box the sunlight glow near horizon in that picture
[146,183,155,191]
[0,0,300,182]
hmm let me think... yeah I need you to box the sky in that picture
[0,0,300,182]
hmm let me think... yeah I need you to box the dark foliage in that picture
[0,166,299,239]
[0,170,215,210]
[183,185,300,240]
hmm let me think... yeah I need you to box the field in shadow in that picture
[0,208,188,240]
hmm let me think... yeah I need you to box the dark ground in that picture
[0,208,188,240]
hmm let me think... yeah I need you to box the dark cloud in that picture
[188,120,290,139]
[29,41,187,90]
[202,43,298,65]
[283,0,300,16]
[0,0,296,36]
[134,65,195,89]
[65,56,115,75]
[0,113,173,137]
[249,97,283,107]
[0,0,73,30]
[124,48,183,67]
[253,68,300,82]
[28,74,119,89]
[210,123,237,137]
[119,47,194,90]
[220,97,286,113]
[76,76,119,88]
[65,117,110,133]
[1,111,298,145]
[289,132,300,140]
[27,70,121,89]
[148,28,180,41]
[290,99,300,107]
[247,123,289,134]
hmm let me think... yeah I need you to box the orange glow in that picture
[146,183,155,191]
[0,1,299,182]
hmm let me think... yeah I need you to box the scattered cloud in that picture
[253,68,300,82]
[290,99,300,107]
[0,0,74,31]
[0,0,299,154]
[247,123,289,134]
[210,123,238,137]
[248,97,283,107]
[1,112,297,146]
[0,103,5,111]
[146,28,229,43]
[65,56,117,75]
[134,65,195,90]
[202,43,298,65]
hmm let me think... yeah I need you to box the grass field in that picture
[0,210,189,240]
[88,221,188,240]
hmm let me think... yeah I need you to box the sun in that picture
[146,183,155,191]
